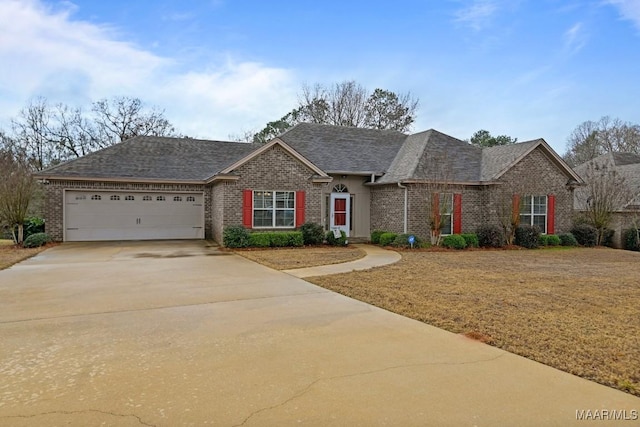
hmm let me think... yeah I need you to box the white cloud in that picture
[606,0,640,31]
[563,22,587,54]
[0,0,297,139]
[453,0,499,31]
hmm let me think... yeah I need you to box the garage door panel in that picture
[65,191,205,241]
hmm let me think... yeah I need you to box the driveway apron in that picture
[0,241,638,426]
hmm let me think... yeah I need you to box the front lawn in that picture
[234,245,366,270]
[306,247,640,396]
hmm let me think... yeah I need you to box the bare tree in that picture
[253,80,419,143]
[0,149,36,243]
[575,161,632,245]
[6,96,179,170]
[91,96,176,146]
[564,116,640,167]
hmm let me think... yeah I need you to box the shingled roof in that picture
[37,123,579,186]
[377,129,483,183]
[278,123,406,174]
[38,136,258,182]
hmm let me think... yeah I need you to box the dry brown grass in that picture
[234,245,366,270]
[0,243,51,270]
[306,247,640,396]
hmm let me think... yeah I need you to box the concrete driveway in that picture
[0,241,638,426]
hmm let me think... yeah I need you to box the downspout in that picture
[397,182,408,234]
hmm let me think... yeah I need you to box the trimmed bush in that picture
[23,232,51,248]
[515,225,540,249]
[248,231,304,247]
[624,228,640,251]
[299,222,324,245]
[461,233,479,248]
[559,233,578,247]
[270,232,291,247]
[326,230,348,246]
[545,234,561,246]
[476,224,505,248]
[390,233,422,248]
[378,232,398,246]
[370,230,386,245]
[223,225,250,248]
[248,232,271,248]
[538,234,549,246]
[571,224,597,247]
[442,234,467,249]
[287,232,304,247]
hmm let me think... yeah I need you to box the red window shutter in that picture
[512,194,521,224]
[242,189,253,229]
[295,191,305,227]
[547,194,555,235]
[453,193,462,234]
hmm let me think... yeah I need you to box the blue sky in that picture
[1,0,639,154]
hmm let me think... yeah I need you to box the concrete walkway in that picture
[283,244,401,277]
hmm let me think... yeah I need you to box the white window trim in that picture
[439,193,454,236]
[253,190,296,229]
[519,195,547,234]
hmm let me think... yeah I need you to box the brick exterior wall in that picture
[370,185,406,234]
[490,146,575,234]
[369,146,575,240]
[43,180,205,241]
[216,145,325,244]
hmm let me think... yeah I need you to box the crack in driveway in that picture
[0,409,155,426]
[232,352,507,426]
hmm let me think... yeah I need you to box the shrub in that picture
[624,228,640,251]
[23,232,51,248]
[476,224,504,248]
[390,233,422,248]
[442,234,467,249]
[559,233,578,247]
[287,232,304,247]
[223,225,250,248]
[571,224,597,247]
[545,234,561,246]
[378,232,398,246]
[299,222,324,245]
[538,234,549,246]
[248,232,271,248]
[515,225,540,249]
[601,228,615,247]
[269,232,291,247]
[23,217,45,239]
[370,230,386,245]
[460,233,479,248]
[326,230,348,246]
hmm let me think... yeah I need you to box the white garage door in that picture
[65,191,205,241]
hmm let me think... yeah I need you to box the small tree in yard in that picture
[575,162,631,245]
[0,149,36,244]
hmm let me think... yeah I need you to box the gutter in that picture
[397,182,408,234]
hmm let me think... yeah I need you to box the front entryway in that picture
[64,190,204,241]
[330,192,351,237]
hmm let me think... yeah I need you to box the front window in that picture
[439,193,453,235]
[520,195,547,233]
[253,191,295,228]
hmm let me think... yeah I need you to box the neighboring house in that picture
[574,152,640,247]
[35,123,583,244]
